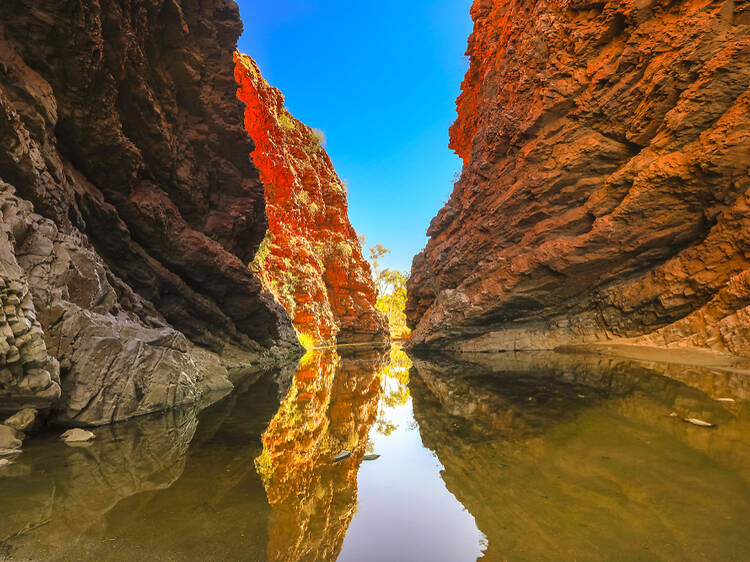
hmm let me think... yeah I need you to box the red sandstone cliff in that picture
[0,0,299,431]
[235,53,388,346]
[408,0,750,355]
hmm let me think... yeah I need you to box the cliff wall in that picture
[408,0,750,354]
[0,0,299,431]
[235,54,388,346]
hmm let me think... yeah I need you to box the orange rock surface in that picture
[408,0,750,354]
[234,54,388,346]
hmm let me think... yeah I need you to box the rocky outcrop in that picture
[235,54,388,346]
[0,0,299,427]
[1,184,236,426]
[408,0,750,354]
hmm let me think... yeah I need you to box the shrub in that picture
[310,128,326,147]
[278,112,295,131]
[335,241,353,260]
[297,331,316,351]
[297,189,310,206]
[250,231,273,273]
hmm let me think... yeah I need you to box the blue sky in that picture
[236,0,473,273]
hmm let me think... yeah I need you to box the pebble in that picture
[60,428,96,443]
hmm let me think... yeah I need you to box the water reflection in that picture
[257,348,385,561]
[0,347,748,561]
[0,406,201,560]
[408,351,750,561]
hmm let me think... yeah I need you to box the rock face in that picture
[0,0,299,427]
[408,0,750,354]
[235,54,388,346]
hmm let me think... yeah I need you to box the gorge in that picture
[0,0,749,559]
[0,0,389,448]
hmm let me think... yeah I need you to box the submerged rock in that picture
[684,418,715,428]
[332,450,352,463]
[60,429,95,443]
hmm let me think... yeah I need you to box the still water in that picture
[1,345,750,561]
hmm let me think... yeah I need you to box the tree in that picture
[360,240,411,339]
[375,269,410,339]
[368,244,390,285]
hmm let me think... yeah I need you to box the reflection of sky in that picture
[338,370,485,561]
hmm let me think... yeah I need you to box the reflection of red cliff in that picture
[255,349,384,562]
[408,0,750,354]
[234,53,388,345]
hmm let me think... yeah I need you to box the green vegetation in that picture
[278,111,295,131]
[297,189,310,206]
[362,238,411,339]
[297,331,316,352]
[251,231,273,273]
[336,240,353,260]
[375,269,410,339]
[310,128,326,147]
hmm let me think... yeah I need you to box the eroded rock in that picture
[408,0,750,355]
[3,407,37,432]
[0,1,300,427]
[235,54,388,346]
[60,428,95,443]
[0,424,22,450]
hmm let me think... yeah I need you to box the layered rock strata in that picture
[408,0,750,355]
[235,54,388,346]
[0,0,298,428]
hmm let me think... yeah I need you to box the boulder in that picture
[4,408,37,432]
[0,424,22,450]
